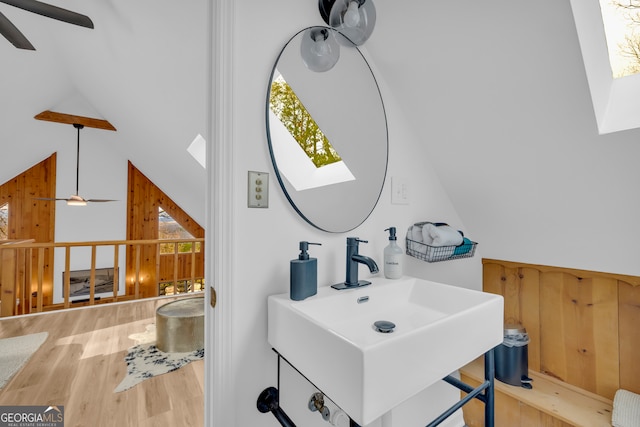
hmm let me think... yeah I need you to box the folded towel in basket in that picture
[409,224,425,243]
[423,223,463,247]
[407,226,427,254]
[453,237,473,256]
[613,389,640,427]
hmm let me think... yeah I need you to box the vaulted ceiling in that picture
[0,0,207,223]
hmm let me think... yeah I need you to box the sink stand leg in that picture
[484,348,495,427]
[428,348,495,427]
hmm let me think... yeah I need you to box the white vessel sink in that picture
[267,276,503,425]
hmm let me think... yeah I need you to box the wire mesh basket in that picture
[405,237,477,263]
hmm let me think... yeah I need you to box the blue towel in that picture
[453,237,473,256]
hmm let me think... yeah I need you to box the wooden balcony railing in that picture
[0,238,205,317]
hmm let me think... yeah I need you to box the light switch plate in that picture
[391,176,410,205]
[248,171,269,208]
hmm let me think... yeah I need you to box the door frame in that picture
[206,0,236,425]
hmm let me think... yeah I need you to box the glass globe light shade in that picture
[300,27,340,72]
[329,0,376,46]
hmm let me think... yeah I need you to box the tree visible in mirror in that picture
[0,203,8,240]
[270,75,342,168]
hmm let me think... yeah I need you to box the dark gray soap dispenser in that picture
[290,241,321,301]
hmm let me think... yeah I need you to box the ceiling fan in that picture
[0,0,94,50]
[36,123,117,206]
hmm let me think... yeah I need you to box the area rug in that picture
[0,332,48,389]
[128,323,157,346]
[114,325,203,393]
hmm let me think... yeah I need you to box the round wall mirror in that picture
[266,26,388,233]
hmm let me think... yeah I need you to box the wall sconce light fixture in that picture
[300,27,340,72]
[318,0,376,46]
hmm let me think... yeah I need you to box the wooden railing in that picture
[0,238,205,317]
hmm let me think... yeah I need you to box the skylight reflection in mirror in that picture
[599,0,640,78]
[269,72,355,191]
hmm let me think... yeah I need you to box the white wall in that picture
[218,1,480,425]
[370,0,640,277]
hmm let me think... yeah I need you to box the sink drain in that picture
[373,320,396,333]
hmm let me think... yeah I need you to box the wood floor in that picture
[0,296,204,427]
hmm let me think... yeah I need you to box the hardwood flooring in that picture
[0,296,204,426]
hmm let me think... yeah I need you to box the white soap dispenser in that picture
[384,227,403,279]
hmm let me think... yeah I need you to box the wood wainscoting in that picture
[461,259,640,426]
[482,258,640,399]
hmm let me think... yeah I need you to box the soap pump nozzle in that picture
[385,227,397,241]
[298,241,321,260]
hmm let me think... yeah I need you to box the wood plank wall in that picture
[0,154,56,308]
[126,162,204,297]
[483,259,640,400]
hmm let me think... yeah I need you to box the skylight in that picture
[599,0,640,78]
[188,134,206,169]
[570,0,640,134]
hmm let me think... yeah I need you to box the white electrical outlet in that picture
[391,176,409,205]
[248,171,269,208]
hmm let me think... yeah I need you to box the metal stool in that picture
[156,296,204,352]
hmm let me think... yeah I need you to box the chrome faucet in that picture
[332,237,379,290]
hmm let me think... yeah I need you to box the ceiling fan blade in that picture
[0,10,34,49]
[0,0,94,29]
[34,196,117,203]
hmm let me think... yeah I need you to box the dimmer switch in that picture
[248,171,269,208]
